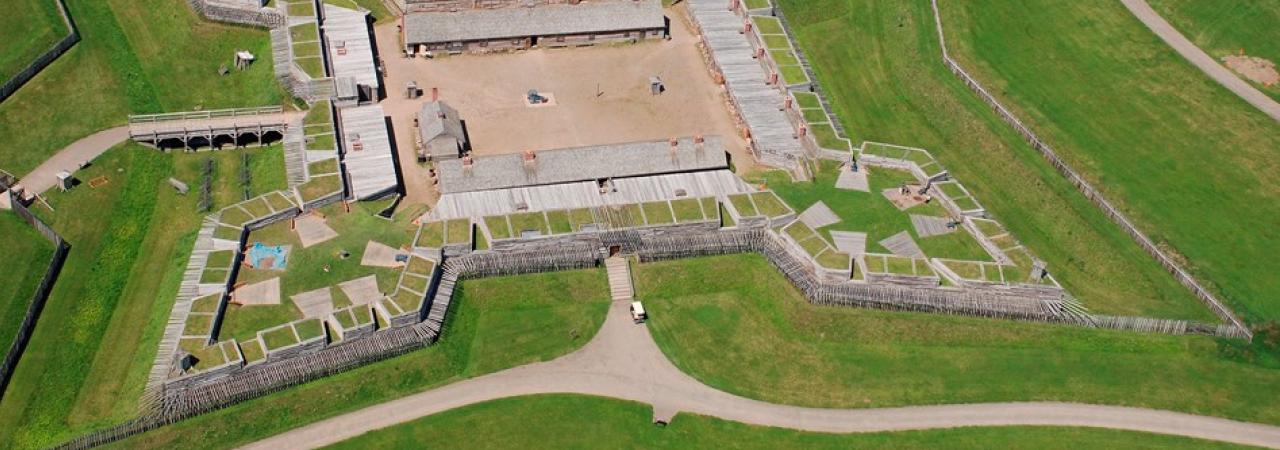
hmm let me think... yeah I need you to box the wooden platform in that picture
[797,201,840,229]
[879,231,924,258]
[910,214,955,238]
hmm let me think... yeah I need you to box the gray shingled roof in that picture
[417,101,466,157]
[437,136,729,194]
[323,5,379,90]
[404,0,665,45]
[340,105,399,200]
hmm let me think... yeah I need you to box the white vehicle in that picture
[630,301,647,324]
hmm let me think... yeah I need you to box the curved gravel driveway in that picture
[242,300,1280,449]
[1121,0,1280,122]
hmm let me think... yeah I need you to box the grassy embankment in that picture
[1147,0,1280,101]
[0,0,285,176]
[0,144,285,449]
[326,394,1249,450]
[110,268,610,449]
[0,0,68,81]
[641,254,1280,424]
[937,0,1280,322]
[0,214,55,356]
[776,0,1213,321]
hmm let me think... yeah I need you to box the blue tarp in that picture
[248,242,289,270]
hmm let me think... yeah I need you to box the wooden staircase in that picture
[605,256,633,302]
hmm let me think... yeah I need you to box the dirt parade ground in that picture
[375,4,754,202]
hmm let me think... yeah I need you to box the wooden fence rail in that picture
[926,0,1249,338]
[0,187,70,402]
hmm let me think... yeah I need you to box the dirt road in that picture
[1121,0,1280,122]
[18,126,129,195]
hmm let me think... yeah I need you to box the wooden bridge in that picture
[128,106,294,150]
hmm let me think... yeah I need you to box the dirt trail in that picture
[1121,0,1280,122]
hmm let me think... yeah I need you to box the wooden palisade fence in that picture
[0,0,79,103]
[0,184,71,401]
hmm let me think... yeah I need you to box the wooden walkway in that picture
[128,107,296,148]
[143,216,221,407]
[797,201,840,229]
[283,116,307,187]
[910,214,955,238]
[879,231,925,258]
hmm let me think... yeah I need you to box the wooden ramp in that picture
[879,231,925,258]
[834,166,869,192]
[830,231,867,256]
[798,201,841,229]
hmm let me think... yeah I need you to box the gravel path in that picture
[18,126,129,195]
[1121,0,1280,122]
[242,299,1280,449]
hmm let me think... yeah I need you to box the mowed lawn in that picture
[0,0,68,81]
[326,395,1248,450]
[0,144,286,449]
[0,213,55,356]
[937,0,1280,322]
[1147,0,1280,101]
[640,255,1280,425]
[776,0,1211,321]
[110,269,611,450]
[0,0,285,176]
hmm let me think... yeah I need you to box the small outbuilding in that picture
[417,101,468,160]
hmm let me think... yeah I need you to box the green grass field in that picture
[0,0,68,81]
[0,0,286,176]
[1147,0,1280,101]
[0,213,55,356]
[639,254,1280,424]
[0,144,286,449]
[937,0,1280,321]
[108,268,611,449]
[325,395,1248,450]
[776,0,1212,321]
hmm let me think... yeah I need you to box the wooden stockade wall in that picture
[926,0,1250,339]
[637,228,1243,337]
[0,0,79,103]
[0,186,71,402]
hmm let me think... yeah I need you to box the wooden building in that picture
[403,0,667,55]
[416,101,468,160]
